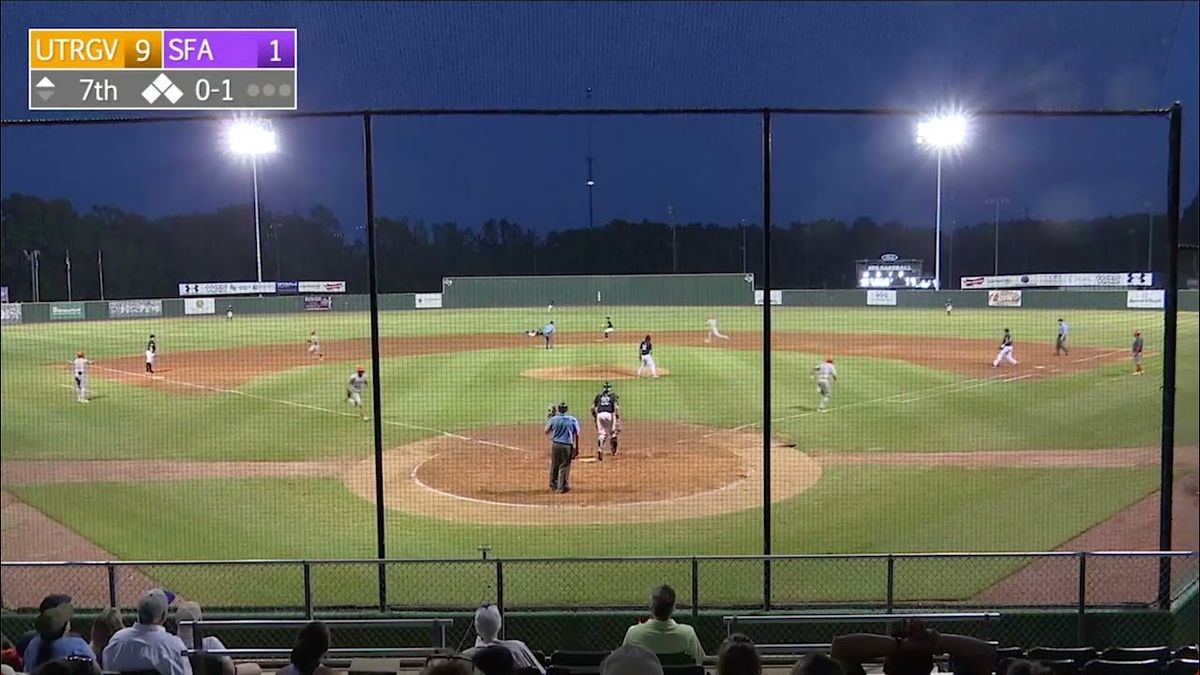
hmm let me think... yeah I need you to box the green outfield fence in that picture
[1,288,1196,324]
[2,552,1197,651]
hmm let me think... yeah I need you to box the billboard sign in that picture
[304,295,333,311]
[866,289,897,306]
[415,293,443,309]
[50,302,85,320]
[184,297,217,315]
[179,281,276,296]
[1,303,21,324]
[987,290,1023,307]
[961,272,1153,289]
[109,299,163,319]
[754,290,783,305]
[298,281,346,293]
[1127,290,1165,309]
[276,280,300,294]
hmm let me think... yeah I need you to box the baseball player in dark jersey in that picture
[992,328,1018,367]
[603,317,615,340]
[591,382,621,460]
[636,335,659,378]
[1132,330,1145,375]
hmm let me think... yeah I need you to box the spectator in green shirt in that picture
[621,585,705,665]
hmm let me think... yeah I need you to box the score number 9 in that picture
[134,38,152,62]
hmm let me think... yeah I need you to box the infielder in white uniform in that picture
[705,316,730,343]
[307,330,323,359]
[636,335,659,378]
[144,348,156,375]
[992,328,1018,367]
[591,382,621,461]
[813,357,837,413]
[72,351,90,403]
[347,366,368,419]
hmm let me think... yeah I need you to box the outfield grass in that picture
[1,306,1196,605]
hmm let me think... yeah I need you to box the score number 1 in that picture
[195,78,233,102]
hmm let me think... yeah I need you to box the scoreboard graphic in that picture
[28,28,296,111]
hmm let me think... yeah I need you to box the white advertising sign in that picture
[415,293,443,309]
[961,272,1152,289]
[754,290,783,305]
[866,290,897,306]
[1,303,22,324]
[184,297,217,315]
[179,282,276,296]
[1126,290,1165,309]
[988,290,1023,307]
[298,281,346,293]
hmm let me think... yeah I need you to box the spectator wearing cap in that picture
[277,621,332,675]
[621,585,704,665]
[103,589,192,675]
[89,608,124,670]
[22,601,97,673]
[174,602,262,675]
[463,605,544,673]
[18,595,74,656]
[717,635,761,675]
[601,645,663,675]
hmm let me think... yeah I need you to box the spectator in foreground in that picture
[472,645,516,675]
[422,653,476,675]
[790,654,844,675]
[463,604,545,673]
[621,585,705,665]
[1001,660,1053,675]
[18,595,74,656]
[717,635,761,675]
[174,601,263,675]
[89,608,125,670]
[601,645,664,675]
[277,621,332,675]
[830,619,995,675]
[2,633,23,673]
[22,602,97,673]
[103,589,192,675]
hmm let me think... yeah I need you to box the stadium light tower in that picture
[916,112,969,290]
[225,120,278,283]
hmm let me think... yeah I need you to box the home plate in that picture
[1034,365,1045,369]
[577,457,601,463]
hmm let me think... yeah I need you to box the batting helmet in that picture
[356,365,365,373]
[556,402,569,413]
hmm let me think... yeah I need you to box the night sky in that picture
[2,1,1197,235]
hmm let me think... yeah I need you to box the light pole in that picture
[1145,201,1154,272]
[916,113,969,290]
[23,249,40,302]
[65,249,73,301]
[740,219,748,274]
[585,86,595,229]
[984,197,1009,275]
[225,120,278,283]
[668,204,677,273]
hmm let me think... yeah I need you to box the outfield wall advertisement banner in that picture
[1127,290,1166,309]
[276,281,300,294]
[961,272,1152,289]
[1,303,21,324]
[754,290,783,305]
[304,296,333,311]
[184,297,217,315]
[49,302,85,320]
[0,286,8,303]
[988,290,1023,307]
[299,281,346,293]
[180,282,277,296]
[109,299,163,319]
[415,293,443,309]
[866,290,897,306]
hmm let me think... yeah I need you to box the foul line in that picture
[88,364,525,452]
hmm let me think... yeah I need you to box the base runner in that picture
[636,335,659,378]
[1132,330,1145,375]
[1055,319,1069,356]
[72,351,90,403]
[992,328,1018,367]
[307,330,324,359]
[347,365,368,419]
[705,316,730,343]
[591,382,621,461]
[813,356,837,413]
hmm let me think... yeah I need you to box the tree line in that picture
[1,192,1197,302]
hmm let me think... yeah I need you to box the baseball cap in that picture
[356,365,365,372]
[600,645,663,675]
[35,603,74,636]
[136,589,175,624]
[38,594,72,613]
[76,351,84,358]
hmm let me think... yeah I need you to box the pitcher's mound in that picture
[522,365,671,381]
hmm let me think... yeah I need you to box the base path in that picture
[523,365,672,380]
[75,331,1126,393]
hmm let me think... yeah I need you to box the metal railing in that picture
[180,618,454,657]
[723,611,1002,654]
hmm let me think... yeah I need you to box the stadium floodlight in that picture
[225,120,278,283]
[916,112,971,291]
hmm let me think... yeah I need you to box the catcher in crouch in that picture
[591,382,621,461]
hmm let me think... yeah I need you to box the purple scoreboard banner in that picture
[163,29,295,68]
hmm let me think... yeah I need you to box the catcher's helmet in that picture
[602,381,612,391]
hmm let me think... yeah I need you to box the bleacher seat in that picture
[997,648,1026,662]
[1036,658,1084,675]
[1028,648,1100,667]
[657,653,695,666]
[550,651,610,667]
[1165,658,1200,675]
[1081,659,1163,675]
[1173,648,1199,662]
[1101,648,1171,663]
[661,666,704,675]
[348,658,402,675]
[518,668,544,675]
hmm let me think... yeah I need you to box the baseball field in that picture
[1,304,1198,608]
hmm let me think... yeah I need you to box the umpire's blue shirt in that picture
[545,414,580,445]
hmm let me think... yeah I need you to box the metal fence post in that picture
[1076,552,1087,645]
[496,560,505,639]
[691,557,700,621]
[886,555,895,614]
[302,561,314,619]
[107,564,118,608]
[1157,100,1183,611]
[761,108,773,613]
[363,110,388,614]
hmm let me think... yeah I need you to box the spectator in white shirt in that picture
[103,590,191,675]
[173,602,261,675]
[463,605,544,674]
